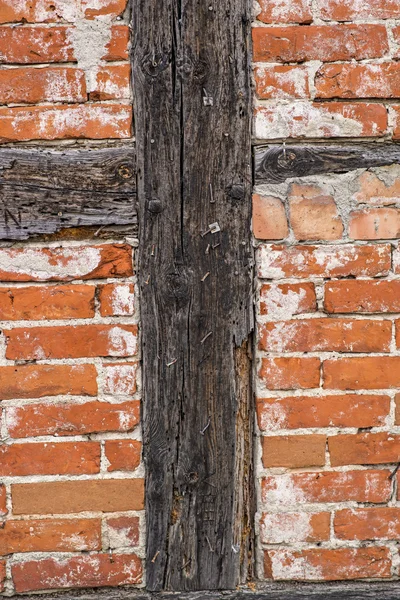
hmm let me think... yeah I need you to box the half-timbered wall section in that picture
[253,0,400,583]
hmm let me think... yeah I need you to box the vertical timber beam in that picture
[132,0,254,591]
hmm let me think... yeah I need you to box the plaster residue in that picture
[259,400,286,432]
[267,549,323,581]
[103,364,137,395]
[111,284,134,316]
[108,327,137,356]
[262,474,306,507]
[261,286,307,320]
[261,513,313,544]
[257,246,286,279]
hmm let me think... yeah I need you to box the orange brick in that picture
[394,394,400,425]
[0,561,4,593]
[252,25,388,63]
[260,318,391,353]
[0,244,133,282]
[350,208,400,240]
[264,547,391,581]
[329,433,400,466]
[254,65,309,99]
[0,67,86,104]
[394,27,400,59]
[259,357,321,390]
[353,170,400,206]
[319,0,400,20]
[12,479,144,515]
[392,106,400,140]
[259,283,316,317]
[7,401,140,438]
[335,508,400,541]
[256,0,312,23]
[325,280,400,313]
[323,357,400,390]
[0,104,132,142]
[0,519,101,554]
[255,103,388,139]
[252,195,288,240]
[260,512,330,544]
[0,0,127,23]
[257,394,390,431]
[0,364,97,400]
[82,0,128,19]
[289,183,343,241]
[0,25,128,63]
[12,553,142,593]
[90,64,130,101]
[4,324,138,360]
[99,283,135,317]
[0,284,95,321]
[107,516,139,548]
[103,362,138,395]
[316,63,400,99]
[262,470,392,505]
[0,485,6,517]
[261,435,326,468]
[258,244,391,279]
[0,442,100,477]
[105,440,141,472]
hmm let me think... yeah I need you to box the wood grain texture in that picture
[254,144,400,183]
[132,0,254,591]
[0,147,137,239]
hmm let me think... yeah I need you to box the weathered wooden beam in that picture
[254,144,400,184]
[132,0,254,592]
[0,147,137,240]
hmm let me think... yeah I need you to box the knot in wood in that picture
[164,266,191,301]
[147,198,163,214]
[226,183,246,202]
[141,52,169,78]
[117,164,133,180]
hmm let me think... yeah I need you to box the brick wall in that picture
[253,0,400,583]
[0,1,144,595]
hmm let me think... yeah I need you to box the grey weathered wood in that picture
[254,144,400,184]
[132,0,254,592]
[0,147,137,239]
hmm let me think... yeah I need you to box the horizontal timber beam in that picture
[0,147,137,240]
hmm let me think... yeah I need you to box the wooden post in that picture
[132,0,254,591]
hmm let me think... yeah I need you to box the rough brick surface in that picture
[262,435,326,468]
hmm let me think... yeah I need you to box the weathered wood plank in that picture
[0,147,137,239]
[132,0,254,592]
[254,144,400,184]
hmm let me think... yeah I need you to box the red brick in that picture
[105,440,141,472]
[0,25,128,63]
[259,357,321,390]
[0,485,6,517]
[254,66,309,99]
[12,553,142,593]
[325,280,400,313]
[335,508,400,541]
[260,318,391,353]
[257,394,390,431]
[258,244,391,279]
[252,194,288,240]
[82,0,128,19]
[0,0,128,23]
[262,470,392,505]
[12,479,144,515]
[259,283,316,317]
[0,104,132,142]
[0,67,86,104]
[5,324,138,360]
[319,0,400,20]
[0,364,97,400]
[262,435,326,468]
[329,433,400,466]
[0,284,95,321]
[350,208,400,240]
[394,394,400,425]
[324,357,400,390]
[354,170,400,206]
[99,283,135,317]
[0,560,4,592]
[7,401,140,439]
[252,25,388,63]
[0,442,100,477]
[316,63,400,100]
[260,512,330,544]
[103,362,138,395]
[394,27,400,59]
[256,0,312,23]
[0,518,101,554]
[289,183,343,241]
[0,244,133,282]
[107,516,139,548]
[255,103,388,140]
[90,64,130,101]
[264,547,391,581]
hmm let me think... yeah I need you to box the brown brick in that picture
[259,357,321,390]
[5,324,138,360]
[260,512,330,544]
[105,440,142,472]
[12,553,142,593]
[323,357,400,390]
[0,364,97,400]
[12,479,144,515]
[262,435,326,468]
[0,442,100,477]
[325,280,400,313]
[0,518,101,554]
[329,433,400,466]
[335,508,400,541]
